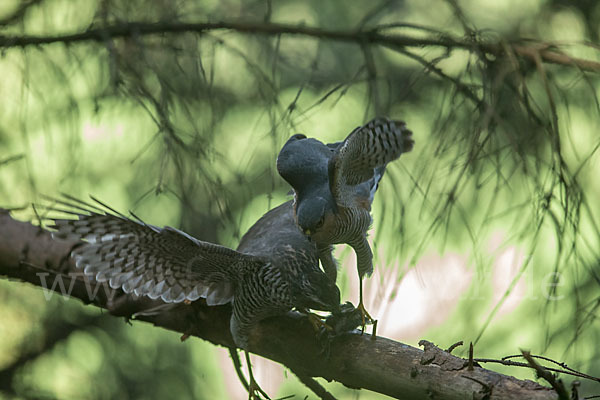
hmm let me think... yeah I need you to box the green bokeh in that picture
[1,0,599,399]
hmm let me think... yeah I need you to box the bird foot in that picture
[357,302,377,338]
[307,312,333,332]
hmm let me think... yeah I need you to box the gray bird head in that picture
[295,194,336,235]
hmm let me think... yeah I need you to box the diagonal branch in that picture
[0,210,559,399]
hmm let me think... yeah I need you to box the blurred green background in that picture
[0,0,599,398]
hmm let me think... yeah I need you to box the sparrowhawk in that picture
[276,117,414,324]
[48,196,340,350]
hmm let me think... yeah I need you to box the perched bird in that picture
[277,117,414,324]
[48,196,340,350]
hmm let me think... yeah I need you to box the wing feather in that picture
[330,118,414,199]
[47,196,262,305]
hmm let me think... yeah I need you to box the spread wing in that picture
[329,118,414,201]
[47,196,262,305]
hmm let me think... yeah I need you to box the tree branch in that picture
[0,20,598,72]
[521,351,569,400]
[0,210,559,399]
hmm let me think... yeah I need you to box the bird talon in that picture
[357,301,376,337]
[307,311,333,332]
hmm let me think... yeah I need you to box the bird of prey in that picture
[276,117,414,325]
[48,196,340,351]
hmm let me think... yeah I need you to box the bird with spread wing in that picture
[48,196,339,399]
[276,117,414,327]
[49,197,339,348]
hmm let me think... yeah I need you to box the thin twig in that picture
[0,0,44,26]
[474,357,600,383]
[290,368,338,400]
[0,154,25,167]
[228,347,249,391]
[521,351,569,400]
[446,341,463,354]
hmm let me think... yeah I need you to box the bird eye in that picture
[316,216,325,229]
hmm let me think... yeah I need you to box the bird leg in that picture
[357,278,376,337]
[350,236,376,336]
[245,351,271,400]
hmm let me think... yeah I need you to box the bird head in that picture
[296,195,336,236]
[301,270,341,313]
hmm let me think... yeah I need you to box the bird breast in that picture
[311,206,372,245]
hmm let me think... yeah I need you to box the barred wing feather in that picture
[49,198,259,305]
[330,118,414,189]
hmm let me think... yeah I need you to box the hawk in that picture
[276,117,414,324]
[49,196,340,350]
